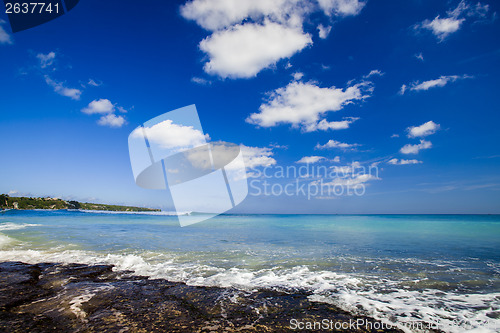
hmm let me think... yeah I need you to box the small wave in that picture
[75,209,192,216]
[0,234,15,248]
[0,222,41,231]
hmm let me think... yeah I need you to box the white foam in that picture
[75,209,191,216]
[69,285,114,322]
[0,234,15,248]
[0,222,40,231]
[0,249,498,333]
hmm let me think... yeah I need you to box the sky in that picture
[0,0,499,214]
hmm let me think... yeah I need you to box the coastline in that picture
[0,261,408,333]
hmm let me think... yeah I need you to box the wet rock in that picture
[0,261,408,332]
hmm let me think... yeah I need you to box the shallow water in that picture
[1,210,499,332]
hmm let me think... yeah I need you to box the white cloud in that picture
[97,114,126,128]
[82,99,127,128]
[44,75,82,100]
[391,134,399,138]
[306,117,359,132]
[116,106,128,113]
[296,156,326,164]
[415,52,424,61]
[87,79,102,87]
[247,81,370,130]
[318,0,365,16]
[320,173,379,187]
[407,120,440,138]
[200,21,312,79]
[180,0,306,31]
[331,161,361,174]
[241,145,276,169]
[363,69,384,78]
[420,16,464,40]
[181,0,367,79]
[292,72,304,80]
[317,24,332,39]
[332,156,340,163]
[191,77,210,85]
[0,20,13,45]
[315,139,359,150]
[400,75,471,94]
[132,120,210,150]
[388,158,422,165]
[37,52,56,68]
[81,99,115,114]
[400,140,432,154]
[415,1,490,41]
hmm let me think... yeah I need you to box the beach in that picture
[0,211,499,332]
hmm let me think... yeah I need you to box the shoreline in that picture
[0,261,410,333]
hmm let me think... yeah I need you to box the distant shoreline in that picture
[0,194,160,213]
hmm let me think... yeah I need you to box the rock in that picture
[0,261,410,332]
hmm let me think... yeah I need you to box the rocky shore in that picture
[0,261,405,332]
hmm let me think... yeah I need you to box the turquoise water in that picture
[1,210,499,332]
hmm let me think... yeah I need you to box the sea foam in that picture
[0,249,498,333]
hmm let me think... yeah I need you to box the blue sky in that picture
[0,0,499,213]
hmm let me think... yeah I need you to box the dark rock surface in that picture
[0,261,405,332]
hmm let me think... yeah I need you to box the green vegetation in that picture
[0,194,160,212]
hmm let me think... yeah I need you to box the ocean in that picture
[0,210,499,332]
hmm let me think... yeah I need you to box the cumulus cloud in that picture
[180,0,306,31]
[37,52,56,68]
[132,120,210,150]
[81,99,115,114]
[292,72,304,80]
[241,145,277,169]
[400,140,432,154]
[420,16,464,40]
[331,161,362,175]
[317,0,365,16]
[247,81,371,131]
[296,156,326,164]
[407,121,440,138]
[0,20,13,45]
[400,74,471,94]
[82,99,128,128]
[317,24,332,39]
[181,0,365,79]
[44,75,82,100]
[388,158,422,165]
[97,114,126,128]
[315,139,360,150]
[415,1,491,41]
[200,21,312,79]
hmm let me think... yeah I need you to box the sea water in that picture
[0,210,499,332]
